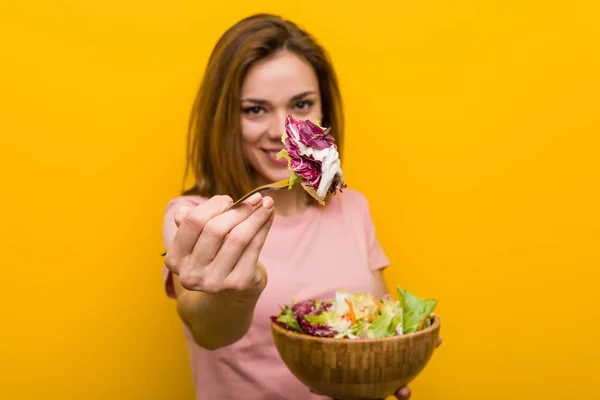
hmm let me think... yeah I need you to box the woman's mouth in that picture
[263,149,288,166]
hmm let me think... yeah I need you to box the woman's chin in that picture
[256,169,292,185]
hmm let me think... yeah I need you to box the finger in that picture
[222,197,275,289]
[216,197,275,286]
[395,386,411,399]
[174,206,191,227]
[165,196,232,273]
[190,192,264,267]
[437,337,443,347]
[173,196,233,252]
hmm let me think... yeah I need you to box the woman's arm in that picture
[164,194,274,350]
[172,265,267,350]
[371,269,389,298]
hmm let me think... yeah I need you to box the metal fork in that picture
[225,177,290,211]
[160,177,290,256]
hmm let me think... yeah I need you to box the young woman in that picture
[162,13,438,400]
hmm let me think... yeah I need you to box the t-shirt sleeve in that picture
[357,192,390,271]
[161,196,200,299]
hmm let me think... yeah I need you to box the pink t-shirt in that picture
[161,188,390,400]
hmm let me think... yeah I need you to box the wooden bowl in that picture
[271,315,441,400]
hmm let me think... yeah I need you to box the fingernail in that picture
[262,197,274,209]
[246,193,262,206]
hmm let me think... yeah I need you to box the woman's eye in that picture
[294,101,313,110]
[243,106,265,115]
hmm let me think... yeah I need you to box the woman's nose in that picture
[267,111,287,140]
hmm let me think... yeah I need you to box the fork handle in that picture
[160,178,290,256]
[225,178,290,211]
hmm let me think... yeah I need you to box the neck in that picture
[268,184,310,217]
[252,173,311,217]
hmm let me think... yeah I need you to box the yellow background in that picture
[1,1,598,399]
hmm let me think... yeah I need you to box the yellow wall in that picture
[1,1,598,399]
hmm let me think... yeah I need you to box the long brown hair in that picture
[182,13,344,200]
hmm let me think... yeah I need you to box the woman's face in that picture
[240,50,322,184]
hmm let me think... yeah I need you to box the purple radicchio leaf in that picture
[292,300,336,337]
[283,115,346,199]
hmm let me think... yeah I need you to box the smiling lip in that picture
[263,149,288,166]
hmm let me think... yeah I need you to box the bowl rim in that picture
[271,314,440,343]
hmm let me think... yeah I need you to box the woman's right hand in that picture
[164,192,275,298]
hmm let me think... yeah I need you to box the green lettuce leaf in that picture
[276,148,303,190]
[388,308,403,335]
[276,307,304,333]
[423,299,437,317]
[368,312,394,338]
[305,312,329,325]
[349,318,366,336]
[288,170,303,189]
[397,285,437,334]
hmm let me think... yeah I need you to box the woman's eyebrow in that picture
[290,91,316,101]
[241,91,316,104]
[241,98,269,105]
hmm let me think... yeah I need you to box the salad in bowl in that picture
[271,285,437,339]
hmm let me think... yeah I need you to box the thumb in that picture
[395,386,411,399]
